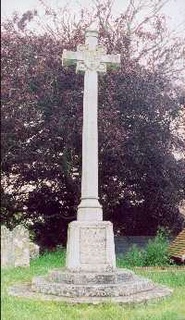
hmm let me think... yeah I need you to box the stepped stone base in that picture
[32,269,154,297]
[8,220,172,304]
[47,268,134,284]
[9,268,172,303]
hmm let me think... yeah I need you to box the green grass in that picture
[1,249,185,320]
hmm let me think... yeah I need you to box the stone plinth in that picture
[66,221,116,272]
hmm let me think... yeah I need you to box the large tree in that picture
[1,0,185,248]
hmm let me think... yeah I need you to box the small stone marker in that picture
[29,242,40,260]
[1,225,39,268]
[13,225,30,267]
[1,226,13,268]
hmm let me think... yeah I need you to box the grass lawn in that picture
[1,249,185,320]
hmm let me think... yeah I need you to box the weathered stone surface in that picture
[8,282,172,304]
[1,225,39,268]
[13,225,30,267]
[62,22,120,222]
[66,221,116,272]
[32,270,156,298]
[29,242,40,260]
[1,226,13,267]
[47,268,134,284]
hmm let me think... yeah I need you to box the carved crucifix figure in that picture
[62,22,120,221]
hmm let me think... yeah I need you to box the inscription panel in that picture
[80,227,106,264]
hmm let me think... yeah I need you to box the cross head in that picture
[62,24,120,73]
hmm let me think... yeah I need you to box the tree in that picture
[1,0,185,248]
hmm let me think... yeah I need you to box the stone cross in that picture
[62,22,120,221]
[9,25,173,303]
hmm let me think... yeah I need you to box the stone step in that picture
[9,282,173,304]
[47,268,134,284]
[32,274,155,297]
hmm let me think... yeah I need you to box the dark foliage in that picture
[1,1,185,248]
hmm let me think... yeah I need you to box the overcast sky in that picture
[1,0,185,34]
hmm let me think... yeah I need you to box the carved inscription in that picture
[80,227,106,264]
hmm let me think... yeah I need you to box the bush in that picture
[117,229,172,267]
[143,229,171,266]
[117,245,145,268]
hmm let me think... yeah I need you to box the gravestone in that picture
[1,226,13,268]
[29,242,40,260]
[1,225,39,268]
[9,22,172,303]
[13,225,30,267]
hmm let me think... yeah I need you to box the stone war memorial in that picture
[9,22,172,303]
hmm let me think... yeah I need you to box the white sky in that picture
[1,0,185,34]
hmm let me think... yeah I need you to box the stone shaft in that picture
[62,24,120,221]
[77,28,102,220]
[77,69,103,220]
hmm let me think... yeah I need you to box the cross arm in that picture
[62,49,81,67]
[102,54,121,69]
